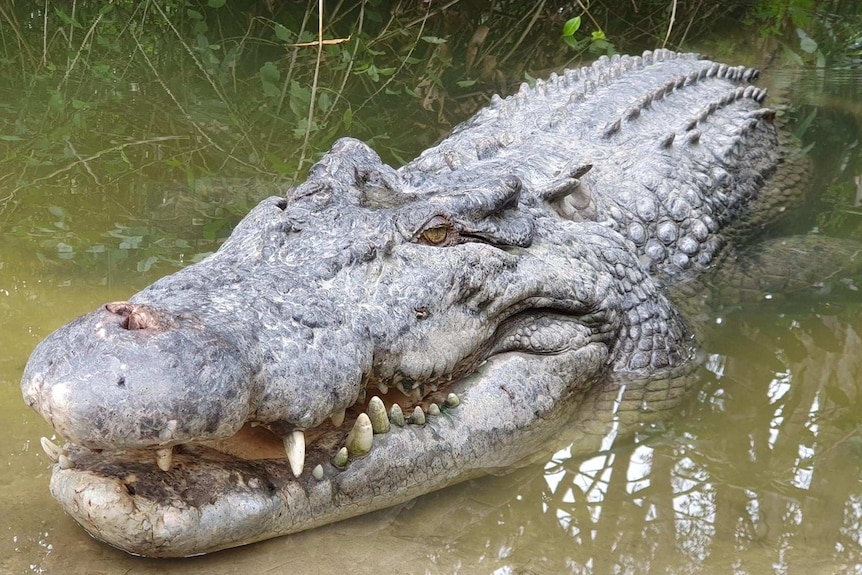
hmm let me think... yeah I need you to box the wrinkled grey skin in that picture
[21,50,801,557]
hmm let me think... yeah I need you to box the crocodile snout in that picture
[21,302,256,450]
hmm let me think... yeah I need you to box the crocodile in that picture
[21,50,820,557]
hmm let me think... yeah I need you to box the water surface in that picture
[2,44,862,575]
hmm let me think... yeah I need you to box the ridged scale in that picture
[400,49,790,280]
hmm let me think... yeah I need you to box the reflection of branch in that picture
[4,136,185,197]
[0,2,36,65]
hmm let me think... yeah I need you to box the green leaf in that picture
[343,107,353,130]
[421,36,447,44]
[0,135,23,141]
[799,36,817,53]
[275,24,293,42]
[137,256,158,273]
[259,61,280,83]
[591,30,606,41]
[48,91,64,113]
[456,79,477,87]
[207,0,226,7]
[563,16,581,37]
[187,9,203,20]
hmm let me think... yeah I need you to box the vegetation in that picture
[0,0,859,277]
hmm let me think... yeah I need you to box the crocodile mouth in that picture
[37,305,604,556]
[39,299,595,478]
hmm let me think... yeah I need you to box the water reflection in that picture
[469,310,862,574]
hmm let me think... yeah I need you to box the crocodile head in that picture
[21,138,691,556]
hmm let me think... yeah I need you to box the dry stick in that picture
[42,0,48,67]
[353,2,432,117]
[69,0,77,51]
[297,0,326,172]
[371,0,463,45]
[266,9,311,152]
[499,0,545,67]
[0,3,37,66]
[576,0,605,36]
[65,140,101,186]
[321,2,365,128]
[57,13,104,91]
[662,0,678,48]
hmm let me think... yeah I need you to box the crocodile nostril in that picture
[104,301,157,330]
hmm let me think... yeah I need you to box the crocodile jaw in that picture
[46,347,602,557]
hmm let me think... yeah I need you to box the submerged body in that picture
[22,50,807,556]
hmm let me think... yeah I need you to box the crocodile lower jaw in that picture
[43,348,597,557]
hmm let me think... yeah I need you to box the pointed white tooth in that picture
[330,409,346,427]
[312,464,324,480]
[445,392,461,407]
[428,403,441,416]
[333,446,348,467]
[58,454,75,469]
[368,396,390,434]
[346,413,373,457]
[389,403,405,427]
[377,382,389,394]
[284,430,306,477]
[411,406,426,425]
[40,437,61,463]
[156,447,173,472]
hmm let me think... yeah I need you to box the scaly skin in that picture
[21,50,796,556]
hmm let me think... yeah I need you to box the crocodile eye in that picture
[422,226,448,245]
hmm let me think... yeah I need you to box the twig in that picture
[662,0,678,48]
[297,0,326,171]
[130,31,266,173]
[2,136,186,199]
[149,0,261,163]
[288,37,350,47]
[500,0,545,67]
[321,2,365,127]
[354,1,432,116]
[57,11,104,91]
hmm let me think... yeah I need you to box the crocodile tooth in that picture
[58,454,75,470]
[411,406,426,425]
[377,382,389,394]
[284,430,305,477]
[40,437,61,463]
[312,464,324,480]
[158,419,178,442]
[445,393,461,407]
[156,447,173,472]
[428,403,441,416]
[333,446,348,467]
[346,413,373,457]
[368,396,390,434]
[389,403,405,427]
[395,382,409,396]
[330,409,346,427]
[357,388,367,403]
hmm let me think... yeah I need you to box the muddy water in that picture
[3,67,862,574]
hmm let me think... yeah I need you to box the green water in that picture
[3,36,862,575]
